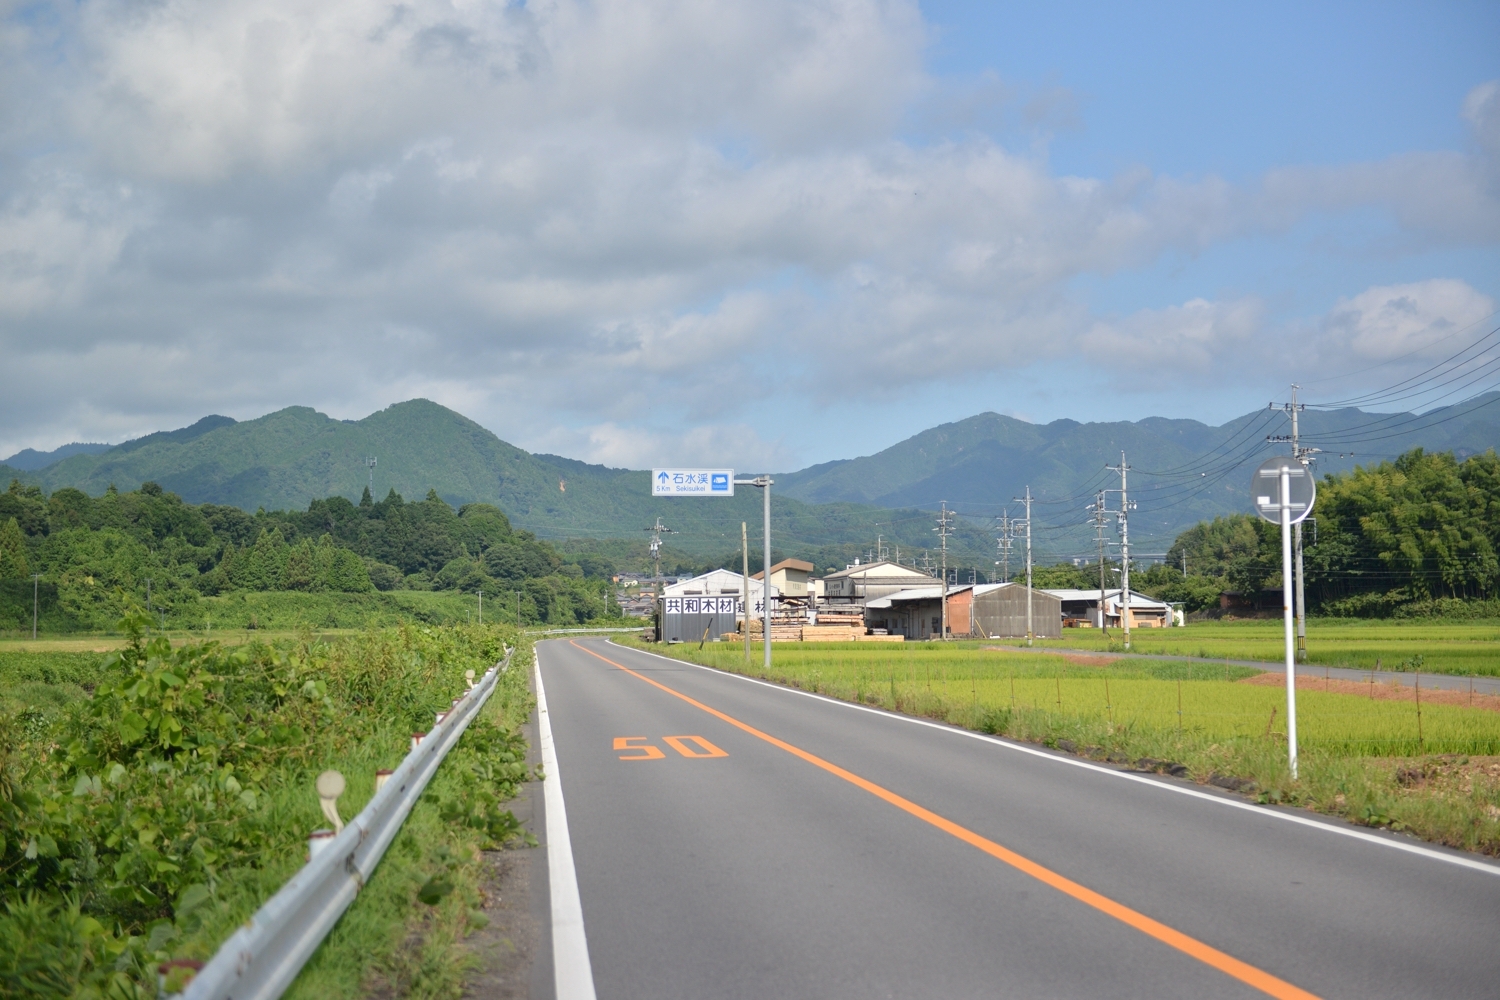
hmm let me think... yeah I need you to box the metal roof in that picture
[1042,588,1170,609]
[662,569,776,598]
[822,560,936,581]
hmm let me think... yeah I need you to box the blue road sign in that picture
[652,469,735,496]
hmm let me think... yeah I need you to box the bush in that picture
[0,612,530,997]
[363,560,404,592]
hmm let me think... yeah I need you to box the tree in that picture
[242,529,290,591]
[281,539,319,591]
[0,517,29,579]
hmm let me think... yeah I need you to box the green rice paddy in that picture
[982,618,1500,677]
[640,641,1500,757]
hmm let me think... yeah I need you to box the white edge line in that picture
[534,648,599,1000]
[601,639,1500,878]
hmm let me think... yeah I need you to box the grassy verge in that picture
[0,618,535,999]
[983,618,1500,677]
[622,639,1500,857]
[1,588,646,642]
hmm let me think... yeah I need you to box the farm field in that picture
[984,618,1500,677]
[623,638,1500,857]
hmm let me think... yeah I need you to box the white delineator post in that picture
[1280,464,1299,779]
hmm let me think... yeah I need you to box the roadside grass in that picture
[622,639,1500,857]
[0,589,645,645]
[284,638,536,1000]
[0,625,536,1000]
[980,618,1500,677]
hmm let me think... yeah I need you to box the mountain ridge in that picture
[4,394,1497,562]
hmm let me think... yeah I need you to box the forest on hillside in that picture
[1032,449,1500,617]
[0,481,617,630]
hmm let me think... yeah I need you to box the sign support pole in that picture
[1254,454,1312,781]
[1280,465,1299,779]
[763,477,772,672]
[726,476,773,670]
[741,521,750,662]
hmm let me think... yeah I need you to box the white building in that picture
[656,569,778,643]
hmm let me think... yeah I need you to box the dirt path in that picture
[1240,671,1500,713]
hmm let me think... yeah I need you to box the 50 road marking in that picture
[615,735,729,760]
[573,640,1321,1000]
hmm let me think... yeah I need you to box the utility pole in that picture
[1106,453,1135,650]
[366,456,377,495]
[732,476,774,670]
[643,517,675,598]
[935,502,953,640]
[477,588,482,625]
[996,509,1013,583]
[1091,491,1110,632]
[33,573,40,640]
[515,590,521,627]
[1010,489,1034,645]
[1269,385,1318,662]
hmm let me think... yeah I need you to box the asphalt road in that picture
[536,637,1500,1000]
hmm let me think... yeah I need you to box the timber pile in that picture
[745,619,805,641]
[812,610,865,627]
[801,625,859,641]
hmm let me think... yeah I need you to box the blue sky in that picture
[1,0,1497,470]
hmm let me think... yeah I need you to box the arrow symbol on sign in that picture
[657,471,669,484]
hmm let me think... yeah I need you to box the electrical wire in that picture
[1309,322,1500,408]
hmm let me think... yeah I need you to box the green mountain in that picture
[5,394,1495,570]
[776,394,1500,551]
[2,401,995,568]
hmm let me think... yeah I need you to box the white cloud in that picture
[1316,278,1496,363]
[531,421,792,472]
[0,2,1495,462]
[1077,297,1266,376]
[1464,79,1500,162]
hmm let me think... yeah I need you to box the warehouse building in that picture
[821,560,936,606]
[1043,588,1175,629]
[865,582,1062,639]
[656,570,776,643]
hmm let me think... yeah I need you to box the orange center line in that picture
[567,639,1322,1000]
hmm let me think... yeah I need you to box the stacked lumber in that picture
[813,610,865,627]
[800,625,859,642]
[856,633,906,642]
[744,620,805,641]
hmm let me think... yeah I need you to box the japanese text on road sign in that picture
[652,469,734,496]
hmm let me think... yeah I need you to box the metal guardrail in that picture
[531,626,645,635]
[176,646,514,1000]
